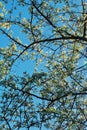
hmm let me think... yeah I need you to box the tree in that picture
[0,0,87,130]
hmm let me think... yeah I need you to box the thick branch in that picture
[48,91,87,107]
[13,35,87,63]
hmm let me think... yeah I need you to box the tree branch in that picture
[3,116,12,130]
[0,28,26,48]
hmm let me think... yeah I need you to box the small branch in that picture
[6,82,52,101]
[0,28,26,48]
[3,116,12,130]
[32,1,56,28]
[23,1,64,36]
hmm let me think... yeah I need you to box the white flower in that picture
[84,98,87,105]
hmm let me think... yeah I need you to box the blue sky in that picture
[0,0,87,130]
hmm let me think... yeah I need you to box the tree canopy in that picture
[0,0,87,130]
